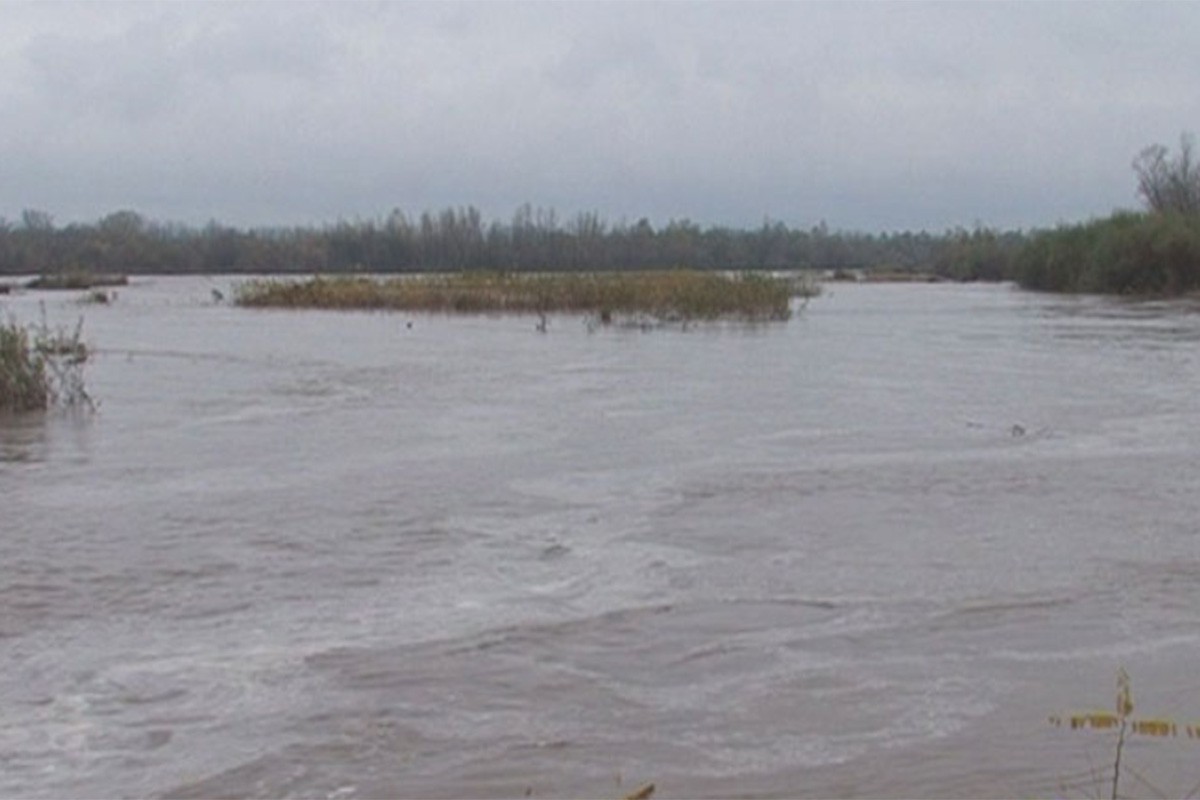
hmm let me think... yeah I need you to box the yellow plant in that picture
[1050,669,1199,799]
[1049,669,1198,740]
[622,783,655,800]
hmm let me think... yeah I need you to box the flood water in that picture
[3,277,1200,799]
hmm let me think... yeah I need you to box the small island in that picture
[24,272,129,291]
[234,270,815,323]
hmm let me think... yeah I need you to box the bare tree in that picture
[1133,132,1200,214]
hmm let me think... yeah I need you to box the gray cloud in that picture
[3,1,1199,232]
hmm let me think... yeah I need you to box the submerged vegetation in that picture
[0,315,91,413]
[235,271,810,322]
[25,271,128,291]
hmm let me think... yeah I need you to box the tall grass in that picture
[0,321,49,412]
[234,270,810,322]
[0,314,91,413]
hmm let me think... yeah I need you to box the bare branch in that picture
[1133,133,1200,214]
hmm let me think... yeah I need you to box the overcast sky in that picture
[3,1,1199,233]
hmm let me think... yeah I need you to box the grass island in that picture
[233,270,816,322]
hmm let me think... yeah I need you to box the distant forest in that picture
[9,130,1200,296]
[0,206,1024,282]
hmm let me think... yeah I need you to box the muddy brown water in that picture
[3,277,1200,798]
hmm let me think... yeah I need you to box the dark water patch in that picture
[539,542,571,560]
[117,687,190,706]
[948,593,1077,618]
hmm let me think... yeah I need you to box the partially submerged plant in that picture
[1050,669,1200,799]
[26,271,128,291]
[36,315,92,409]
[0,320,49,412]
[0,311,92,413]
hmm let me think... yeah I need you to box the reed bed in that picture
[235,270,807,322]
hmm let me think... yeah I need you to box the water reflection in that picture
[0,413,48,463]
[1028,293,1200,352]
[0,410,95,465]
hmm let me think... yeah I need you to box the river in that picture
[3,277,1199,798]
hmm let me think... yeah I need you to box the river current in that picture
[3,277,1199,798]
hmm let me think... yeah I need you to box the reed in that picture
[0,314,91,413]
[0,320,49,412]
[234,270,810,322]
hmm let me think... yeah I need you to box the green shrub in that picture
[1014,213,1200,295]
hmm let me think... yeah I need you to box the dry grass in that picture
[234,270,812,322]
[622,783,655,800]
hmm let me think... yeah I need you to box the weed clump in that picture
[234,270,811,322]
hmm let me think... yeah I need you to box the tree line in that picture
[1014,132,1200,294]
[0,204,1023,282]
[4,133,1197,294]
